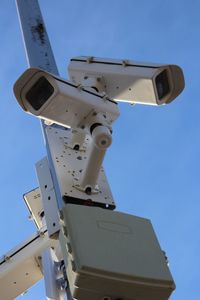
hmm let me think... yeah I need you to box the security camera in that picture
[13,68,119,129]
[68,56,185,105]
[13,68,120,193]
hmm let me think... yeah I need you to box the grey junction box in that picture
[59,204,175,300]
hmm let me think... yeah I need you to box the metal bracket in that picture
[45,126,116,209]
[23,187,43,230]
[36,157,61,237]
[42,249,65,300]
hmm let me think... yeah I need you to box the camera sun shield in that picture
[68,56,185,105]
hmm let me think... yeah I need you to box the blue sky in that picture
[0,0,199,299]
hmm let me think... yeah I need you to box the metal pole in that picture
[15,0,63,213]
[15,1,72,299]
[16,0,58,73]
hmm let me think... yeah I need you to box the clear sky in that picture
[0,0,199,299]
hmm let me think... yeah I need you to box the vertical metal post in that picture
[42,249,65,300]
[16,0,58,73]
[15,1,72,299]
[15,0,63,212]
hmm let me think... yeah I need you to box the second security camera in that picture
[68,56,185,105]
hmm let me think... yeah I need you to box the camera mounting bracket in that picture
[44,125,116,210]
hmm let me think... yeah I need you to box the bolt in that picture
[87,56,94,63]
[101,140,107,146]
[73,144,80,151]
[59,211,64,220]
[122,59,129,67]
[56,277,67,290]
[85,187,92,195]
[4,255,11,262]
[38,230,45,237]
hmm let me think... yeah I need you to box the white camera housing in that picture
[68,56,185,105]
[13,68,119,129]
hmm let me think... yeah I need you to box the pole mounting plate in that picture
[45,126,116,209]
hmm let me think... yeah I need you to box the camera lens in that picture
[155,70,170,100]
[26,76,54,110]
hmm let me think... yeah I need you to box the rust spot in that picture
[36,23,44,34]
[32,20,46,44]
